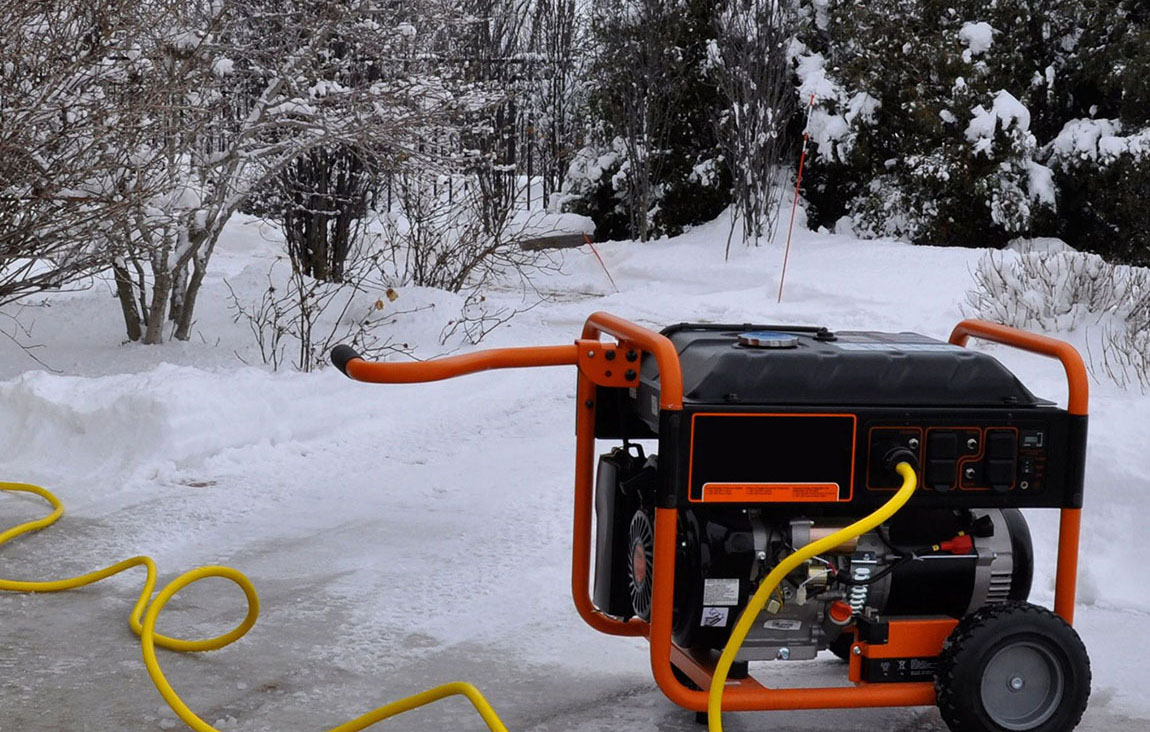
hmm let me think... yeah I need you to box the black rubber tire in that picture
[935,601,1090,732]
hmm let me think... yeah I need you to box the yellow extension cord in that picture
[706,462,919,731]
[0,481,509,732]
[0,464,915,732]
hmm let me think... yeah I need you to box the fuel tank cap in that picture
[737,331,799,348]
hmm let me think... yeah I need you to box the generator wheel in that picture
[935,602,1090,732]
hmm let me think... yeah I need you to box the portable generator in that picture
[332,313,1091,732]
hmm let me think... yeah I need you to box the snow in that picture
[172,31,202,52]
[1050,118,1150,164]
[810,0,831,31]
[790,45,843,105]
[807,109,850,157]
[965,90,1031,154]
[1006,237,1076,255]
[1051,119,1124,161]
[1,213,1149,730]
[788,44,879,164]
[845,92,880,125]
[507,210,594,239]
[958,22,995,62]
[1026,160,1057,206]
[212,58,235,77]
[266,100,317,118]
[0,257,60,283]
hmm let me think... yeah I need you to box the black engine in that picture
[594,446,1033,662]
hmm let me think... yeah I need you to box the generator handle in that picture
[949,320,1086,625]
[329,343,580,383]
[948,319,1088,416]
[580,311,684,410]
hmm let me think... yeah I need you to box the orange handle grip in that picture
[333,343,579,384]
[948,319,1089,416]
[331,313,682,403]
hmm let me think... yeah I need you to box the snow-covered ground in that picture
[1,214,1148,731]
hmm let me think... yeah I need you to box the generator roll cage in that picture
[331,311,1088,715]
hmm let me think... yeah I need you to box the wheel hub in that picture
[980,641,1065,730]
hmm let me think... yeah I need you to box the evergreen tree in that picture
[1046,0,1150,265]
[564,0,729,241]
[797,0,1148,263]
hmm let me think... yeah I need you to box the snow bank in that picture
[0,366,352,482]
[507,210,593,239]
[1006,237,1076,254]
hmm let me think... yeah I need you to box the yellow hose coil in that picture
[0,481,508,732]
[707,462,919,732]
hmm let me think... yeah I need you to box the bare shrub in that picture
[1099,324,1150,391]
[1099,291,1150,391]
[226,243,422,373]
[711,0,797,254]
[967,247,1150,389]
[966,249,1149,331]
[372,169,561,344]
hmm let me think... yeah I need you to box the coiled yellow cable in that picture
[0,481,508,732]
[706,462,919,732]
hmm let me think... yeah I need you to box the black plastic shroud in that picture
[594,323,1086,512]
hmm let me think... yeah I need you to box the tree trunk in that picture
[173,251,207,341]
[143,269,172,344]
[169,261,188,322]
[112,259,143,342]
[638,156,651,242]
[310,207,329,280]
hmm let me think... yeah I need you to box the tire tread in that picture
[935,601,1090,732]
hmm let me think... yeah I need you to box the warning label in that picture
[702,482,841,503]
[703,578,740,606]
[700,607,730,627]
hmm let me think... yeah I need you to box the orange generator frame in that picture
[332,312,1088,721]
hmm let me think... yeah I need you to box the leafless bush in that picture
[711,0,797,254]
[1099,287,1150,390]
[372,169,561,343]
[966,249,1149,331]
[0,1,151,307]
[226,248,422,373]
[967,248,1150,389]
[1099,321,1150,391]
[2,0,448,345]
